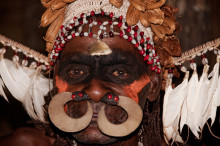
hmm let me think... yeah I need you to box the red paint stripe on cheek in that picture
[55,76,68,93]
[123,74,150,103]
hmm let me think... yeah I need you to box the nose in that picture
[83,79,111,102]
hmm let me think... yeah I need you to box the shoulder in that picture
[0,127,54,146]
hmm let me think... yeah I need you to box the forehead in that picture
[61,35,143,61]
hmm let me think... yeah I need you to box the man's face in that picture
[53,17,154,145]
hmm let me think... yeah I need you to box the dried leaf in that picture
[126,4,140,26]
[62,0,76,3]
[140,12,150,27]
[51,1,66,10]
[41,0,51,8]
[40,7,65,27]
[151,24,166,39]
[129,0,146,11]
[146,0,166,10]
[110,0,123,8]
[147,8,164,25]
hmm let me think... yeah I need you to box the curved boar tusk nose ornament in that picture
[48,92,93,132]
[97,96,143,137]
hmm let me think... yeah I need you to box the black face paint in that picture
[58,50,148,86]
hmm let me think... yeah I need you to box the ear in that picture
[145,68,162,102]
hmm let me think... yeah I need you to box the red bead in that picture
[201,54,206,59]
[109,20,113,25]
[88,19,93,24]
[114,96,119,101]
[14,52,18,55]
[135,42,139,48]
[144,55,149,61]
[119,15,123,20]
[156,59,160,62]
[73,17,77,20]
[146,37,150,41]
[134,26,139,31]
[80,32,84,37]
[80,13,84,18]
[65,27,70,31]
[101,11,105,16]
[126,26,131,32]
[151,66,156,71]
[107,94,112,99]
[56,37,61,41]
[99,34,103,39]
[50,61,54,66]
[46,65,50,70]
[118,22,122,27]
[61,32,65,37]
[79,20,83,25]
[168,69,173,73]
[139,49,145,55]
[78,92,84,97]
[128,36,132,42]
[157,69,161,74]
[72,33,75,38]
[147,60,153,65]
[109,31,114,37]
[64,37,68,42]
[89,32,93,38]
[70,23,75,27]
[140,32,144,36]
[98,20,102,25]
[24,56,28,60]
[190,59,195,63]
[91,11,95,16]
[134,32,137,38]
[109,12,113,18]
[56,47,62,51]
[37,62,41,66]
[60,25,64,31]
[60,43,65,48]
[147,44,152,50]
[119,31,123,38]
[153,53,157,57]
[72,94,76,100]
[140,38,145,44]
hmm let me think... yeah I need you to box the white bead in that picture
[11,46,16,50]
[192,54,196,59]
[93,22,97,25]
[218,50,220,55]
[75,32,79,36]
[22,60,28,66]
[197,52,201,56]
[13,55,19,62]
[103,21,108,25]
[34,57,39,61]
[67,35,72,40]
[214,50,218,54]
[190,63,197,70]
[203,49,207,54]
[131,39,136,45]
[138,46,142,51]
[123,35,128,39]
[103,27,107,30]
[84,32,88,36]
[202,58,208,65]
[113,22,118,25]
[208,47,214,51]
[30,62,37,69]
[149,53,153,57]
[181,66,187,72]
[130,30,134,35]
[41,65,47,71]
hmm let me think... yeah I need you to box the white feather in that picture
[0,58,52,122]
[0,58,28,102]
[185,69,200,138]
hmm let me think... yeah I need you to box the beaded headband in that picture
[50,10,161,73]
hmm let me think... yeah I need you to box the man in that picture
[0,0,179,145]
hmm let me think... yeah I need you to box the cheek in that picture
[55,76,68,93]
[123,74,150,103]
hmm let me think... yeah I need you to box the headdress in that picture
[0,0,219,145]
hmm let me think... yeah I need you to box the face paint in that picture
[55,76,68,93]
[123,74,150,103]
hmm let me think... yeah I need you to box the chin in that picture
[72,123,118,145]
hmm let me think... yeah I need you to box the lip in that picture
[91,113,98,124]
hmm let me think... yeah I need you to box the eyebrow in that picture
[59,49,138,67]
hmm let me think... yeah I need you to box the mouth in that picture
[90,113,98,125]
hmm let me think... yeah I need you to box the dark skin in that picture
[0,17,161,146]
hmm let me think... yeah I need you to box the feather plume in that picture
[0,58,52,122]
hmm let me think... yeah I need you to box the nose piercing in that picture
[101,93,119,105]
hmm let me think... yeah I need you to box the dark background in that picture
[0,0,219,145]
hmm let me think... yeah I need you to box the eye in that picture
[67,68,88,78]
[112,69,129,79]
